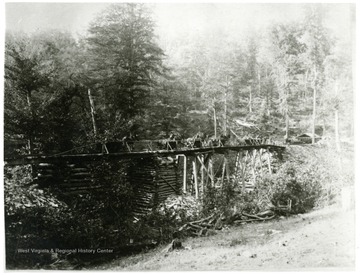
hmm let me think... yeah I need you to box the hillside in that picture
[90,205,355,271]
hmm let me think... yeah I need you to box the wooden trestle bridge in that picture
[5,139,285,214]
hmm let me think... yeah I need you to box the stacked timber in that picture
[128,158,157,215]
[128,157,180,214]
[36,162,101,195]
[155,158,180,202]
[34,163,57,187]
[62,164,97,195]
[35,157,181,215]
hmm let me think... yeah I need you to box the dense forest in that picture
[3,3,355,270]
[4,3,354,156]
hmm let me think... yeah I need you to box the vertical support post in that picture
[221,155,226,185]
[234,152,240,176]
[240,151,246,192]
[251,150,257,184]
[259,149,264,178]
[266,148,272,174]
[192,158,199,199]
[225,154,230,182]
[220,152,230,185]
[208,155,214,187]
[183,155,187,193]
[201,154,205,200]
[233,152,240,189]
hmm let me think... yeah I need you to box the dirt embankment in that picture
[91,205,356,271]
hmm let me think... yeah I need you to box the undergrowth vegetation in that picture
[4,146,353,269]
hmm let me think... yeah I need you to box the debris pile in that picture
[177,212,225,237]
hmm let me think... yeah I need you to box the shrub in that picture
[202,180,237,216]
[268,162,322,213]
[4,165,70,269]
[4,161,139,269]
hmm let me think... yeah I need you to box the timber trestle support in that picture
[4,144,285,215]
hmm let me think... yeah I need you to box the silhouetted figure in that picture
[219,134,229,146]
[193,132,204,148]
[122,133,135,151]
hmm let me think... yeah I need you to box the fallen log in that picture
[256,209,275,218]
[177,212,222,236]
[233,216,275,224]
[191,213,215,224]
[242,212,276,221]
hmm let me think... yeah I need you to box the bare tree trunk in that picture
[213,102,217,139]
[265,69,270,116]
[284,86,289,141]
[334,81,341,152]
[334,109,340,151]
[223,89,227,135]
[26,90,33,155]
[312,68,318,144]
[249,86,253,113]
[285,110,289,141]
[258,68,261,95]
[88,89,97,138]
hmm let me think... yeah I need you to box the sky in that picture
[4,2,355,46]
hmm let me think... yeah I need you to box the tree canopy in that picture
[4,3,354,156]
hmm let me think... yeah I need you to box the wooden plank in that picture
[259,148,264,178]
[192,159,199,199]
[208,156,214,187]
[200,154,204,201]
[266,148,272,174]
[157,175,178,193]
[251,150,257,184]
[239,151,246,192]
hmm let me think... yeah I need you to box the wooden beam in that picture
[221,156,226,185]
[251,150,257,184]
[259,149,264,178]
[157,175,178,193]
[192,159,199,199]
[234,152,240,177]
[266,148,272,174]
[200,154,205,201]
[4,145,285,166]
[196,154,214,184]
[208,156,214,187]
[240,150,251,192]
[183,155,187,193]
[225,154,230,182]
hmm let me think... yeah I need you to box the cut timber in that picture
[242,212,275,221]
[266,148,272,174]
[192,159,199,199]
[183,155,187,193]
[200,154,204,200]
[196,154,214,185]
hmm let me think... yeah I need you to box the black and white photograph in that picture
[2,0,357,271]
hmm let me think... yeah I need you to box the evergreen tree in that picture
[269,23,307,140]
[302,5,331,143]
[86,3,166,140]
